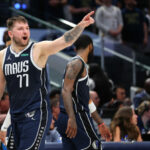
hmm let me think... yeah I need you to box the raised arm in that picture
[33,11,95,67]
[62,59,82,138]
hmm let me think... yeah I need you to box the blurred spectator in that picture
[49,89,61,101]
[0,92,9,127]
[122,0,148,53]
[115,0,125,9]
[44,0,67,21]
[110,106,142,141]
[2,30,11,47]
[95,0,103,6]
[102,86,126,108]
[137,101,150,137]
[114,85,126,102]
[0,30,11,50]
[95,0,123,43]
[101,85,127,118]
[68,0,97,24]
[89,63,113,106]
[90,90,100,108]
[90,90,101,114]
[0,92,9,114]
[50,98,60,120]
[145,9,150,32]
[46,98,61,142]
[133,78,150,108]
[123,97,132,106]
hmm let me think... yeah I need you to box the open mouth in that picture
[23,36,27,40]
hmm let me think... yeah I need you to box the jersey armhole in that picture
[30,43,42,71]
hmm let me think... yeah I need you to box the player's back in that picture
[61,55,90,113]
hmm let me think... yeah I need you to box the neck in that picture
[77,50,88,63]
[105,3,111,7]
[11,42,28,53]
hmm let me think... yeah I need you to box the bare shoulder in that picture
[66,59,83,80]
[0,48,7,67]
[34,41,52,48]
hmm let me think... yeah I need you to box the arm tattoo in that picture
[66,60,82,80]
[64,25,83,43]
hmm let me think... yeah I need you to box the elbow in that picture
[62,87,72,97]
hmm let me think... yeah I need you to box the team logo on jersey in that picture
[21,53,29,57]
[92,140,99,150]
[25,110,36,120]
[7,55,11,60]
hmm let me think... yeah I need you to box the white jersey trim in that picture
[30,43,42,71]
[10,42,32,57]
[1,109,11,131]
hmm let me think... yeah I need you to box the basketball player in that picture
[0,11,94,150]
[56,35,111,150]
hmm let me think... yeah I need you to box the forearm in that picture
[91,110,103,125]
[63,23,84,46]
[116,24,123,34]
[62,89,75,119]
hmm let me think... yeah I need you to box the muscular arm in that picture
[33,11,94,68]
[63,59,82,118]
[113,126,121,141]
[62,59,82,138]
[0,50,6,100]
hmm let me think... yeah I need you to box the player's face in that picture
[10,22,30,47]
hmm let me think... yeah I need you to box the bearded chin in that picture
[13,37,29,47]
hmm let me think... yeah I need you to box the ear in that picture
[8,30,12,39]
[89,43,93,52]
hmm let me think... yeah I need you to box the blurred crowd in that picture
[24,0,150,55]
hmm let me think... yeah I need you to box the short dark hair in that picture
[74,34,93,51]
[49,89,61,99]
[3,30,11,44]
[6,16,28,30]
[50,98,59,109]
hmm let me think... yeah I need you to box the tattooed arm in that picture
[33,11,95,68]
[62,59,82,138]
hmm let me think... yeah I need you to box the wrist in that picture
[78,22,86,29]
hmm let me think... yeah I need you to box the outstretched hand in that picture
[80,11,95,28]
